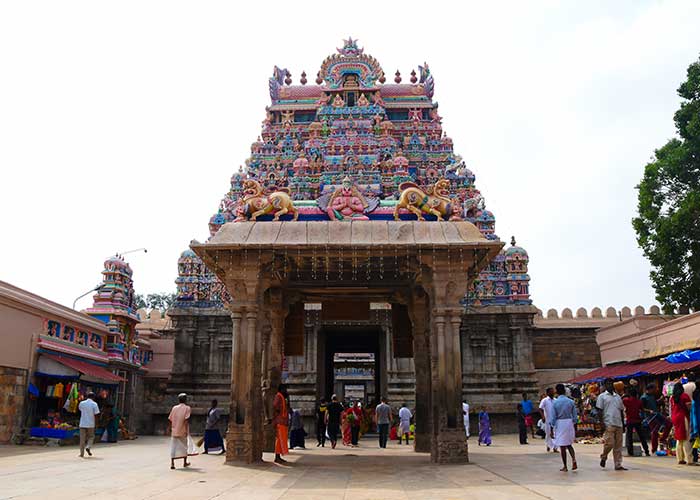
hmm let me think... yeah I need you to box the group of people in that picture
[460,400,493,446]
[313,395,414,450]
[533,374,700,472]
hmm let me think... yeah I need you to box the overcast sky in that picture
[1,1,698,313]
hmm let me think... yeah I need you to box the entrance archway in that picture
[192,220,502,464]
[318,326,384,405]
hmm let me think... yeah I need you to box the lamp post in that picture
[72,249,147,310]
[72,284,102,310]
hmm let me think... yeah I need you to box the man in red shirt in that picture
[623,388,649,456]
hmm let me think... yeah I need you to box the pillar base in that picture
[262,421,276,453]
[430,428,469,464]
[225,423,262,464]
[414,432,431,453]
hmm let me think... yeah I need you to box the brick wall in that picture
[0,366,28,443]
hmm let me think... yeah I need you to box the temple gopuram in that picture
[156,39,553,464]
[85,256,152,429]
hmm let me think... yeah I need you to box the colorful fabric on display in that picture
[53,383,64,398]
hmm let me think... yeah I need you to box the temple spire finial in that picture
[511,236,516,246]
[338,37,364,56]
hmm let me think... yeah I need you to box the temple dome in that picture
[104,255,133,276]
[504,237,528,261]
[178,249,199,262]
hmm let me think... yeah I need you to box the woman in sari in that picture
[203,399,225,455]
[478,407,492,446]
[341,405,353,446]
[105,404,120,443]
[670,382,693,465]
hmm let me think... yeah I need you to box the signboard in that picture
[343,383,365,401]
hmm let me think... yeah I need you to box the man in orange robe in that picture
[273,383,289,463]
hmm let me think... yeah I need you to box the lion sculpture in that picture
[234,179,298,221]
[393,178,461,221]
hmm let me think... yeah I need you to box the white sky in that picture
[1,1,699,313]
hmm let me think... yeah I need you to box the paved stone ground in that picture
[1,435,698,500]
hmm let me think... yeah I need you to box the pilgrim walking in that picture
[168,393,194,469]
[551,384,577,471]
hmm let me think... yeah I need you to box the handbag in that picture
[187,435,199,455]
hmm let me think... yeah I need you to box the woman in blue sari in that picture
[203,399,225,455]
[478,407,492,446]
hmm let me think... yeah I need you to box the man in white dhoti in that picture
[462,400,470,438]
[168,393,194,469]
[398,403,412,445]
[551,384,577,472]
[538,388,557,452]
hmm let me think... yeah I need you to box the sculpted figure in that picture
[233,179,299,221]
[317,176,378,221]
[332,94,345,107]
[356,93,369,106]
[393,178,462,221]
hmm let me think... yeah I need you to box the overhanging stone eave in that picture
[190,220,503,250]
[190,221,504,284]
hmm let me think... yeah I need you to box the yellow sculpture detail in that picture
[234,179,299,222]
[393,179,460,221]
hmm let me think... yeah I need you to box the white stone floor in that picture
[1,434,699,500]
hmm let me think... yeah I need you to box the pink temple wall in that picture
[0,303,39,371]
[597,312,700,365]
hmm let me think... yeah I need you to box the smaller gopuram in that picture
[86,256,150,428]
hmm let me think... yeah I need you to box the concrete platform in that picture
[1,435,698,499]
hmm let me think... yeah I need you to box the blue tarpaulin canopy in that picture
[666,349,700,363]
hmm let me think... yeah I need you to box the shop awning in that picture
[570,358,700,384]
[43,354,125,383]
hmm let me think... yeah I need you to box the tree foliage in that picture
[633,56,700,312]
[134,292,177,312]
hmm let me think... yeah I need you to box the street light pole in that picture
[72,284,101,310]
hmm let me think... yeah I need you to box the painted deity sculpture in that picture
[234,179,299,221]
[393,178,461,221]
[317,176,379,221]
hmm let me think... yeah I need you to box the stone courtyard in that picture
[2,436,698,500]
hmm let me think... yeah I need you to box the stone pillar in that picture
[224,304,264,463]
[207,319,218,373]
[410,291,432,453]
[262,291,285,453]
[426,264,470,464]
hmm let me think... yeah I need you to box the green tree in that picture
[633,56,700,313]
[134,292,176,312]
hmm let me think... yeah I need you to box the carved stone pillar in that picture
[410,290,431,453]
[426,262,470,464]
[263,290,285,453]
[207,319,217,373]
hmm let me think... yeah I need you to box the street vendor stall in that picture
[28,354,123,442]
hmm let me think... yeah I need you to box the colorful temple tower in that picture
[178,37,531,310]
[162,39,538,440]
[86,255,150,425]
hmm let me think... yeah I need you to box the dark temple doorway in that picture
[317,327,386,406]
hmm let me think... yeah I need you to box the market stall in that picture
[28,354,123,442]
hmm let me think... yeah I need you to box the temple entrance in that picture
[318,327,385,405]
[192,220,503,464]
